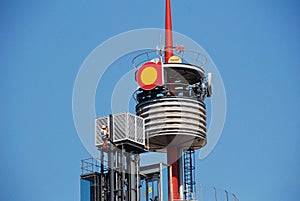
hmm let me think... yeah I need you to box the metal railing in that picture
[132,47,207,69]
[198,186,239,201]
[81,158,102,175]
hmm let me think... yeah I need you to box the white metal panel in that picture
[136,97,207,151]
[95,116,109,147]
[95,112,145,147]
[113,113,127,142]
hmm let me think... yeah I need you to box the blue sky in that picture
[0,0,299,201]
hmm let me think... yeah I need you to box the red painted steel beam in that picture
[167,146,180,200]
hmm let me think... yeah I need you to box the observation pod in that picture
[133,47,212,152]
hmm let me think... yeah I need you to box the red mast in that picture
[165,1,180,199]
[165,0,174,63]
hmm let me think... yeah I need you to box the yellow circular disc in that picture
[140,67,157,85]
[168,55,182,63]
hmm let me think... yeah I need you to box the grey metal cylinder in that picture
[136,97,207,152]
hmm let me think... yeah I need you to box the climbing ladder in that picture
[184,149,196,200]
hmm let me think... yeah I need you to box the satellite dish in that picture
[207,73,212,97]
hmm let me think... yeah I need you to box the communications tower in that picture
[133,0,211,199]
[79,1,237,201]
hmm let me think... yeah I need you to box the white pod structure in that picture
[134,49,211,152]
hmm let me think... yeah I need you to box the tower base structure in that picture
[80,112,200,201]
[80,158,239,201]
[80,111,238,201]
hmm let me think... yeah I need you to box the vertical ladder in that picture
[184,149,196,200]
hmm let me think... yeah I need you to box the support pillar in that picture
[167,146,180,200]
[108,114,115,201]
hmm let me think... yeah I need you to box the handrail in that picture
[199,185,239,201]
[132,47,207,69]
[81,158,104,175]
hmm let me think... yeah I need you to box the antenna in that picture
[207,72,213,97]
[165,0,174,62]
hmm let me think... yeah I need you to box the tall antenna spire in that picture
[165,0,174,62]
